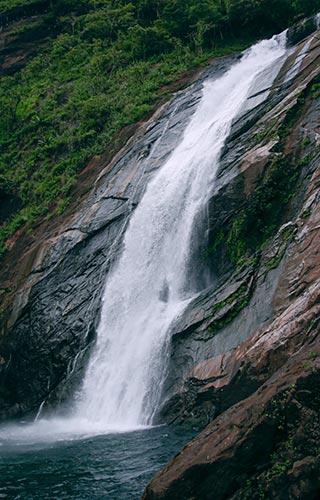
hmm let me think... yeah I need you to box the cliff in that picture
[0,11,319,500]
[143,20,320,500]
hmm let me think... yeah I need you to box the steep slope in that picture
[7,0,312,259]
[1,1,318,257]
[0,13,319,500]
[0,56,220,419]
[144,21,320,500]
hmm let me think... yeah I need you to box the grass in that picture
[0,6,251,256]
[0,0,318,257]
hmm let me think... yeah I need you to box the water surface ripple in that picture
[0,426,194,499]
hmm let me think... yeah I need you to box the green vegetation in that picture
[227,155,299,265]
[309,351,319,361]
[0,0,319,256]
[199,281,253,339]
[211,282,250,315]
[0,0,39,11]
[265,225,296,271]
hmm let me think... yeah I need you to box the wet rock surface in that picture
[0,53,234,420]
[158,25,320,426]
[144,25,320,500]
[0,15,319,499]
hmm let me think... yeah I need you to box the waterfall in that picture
[74,33,288,431]
[0,32,290,446]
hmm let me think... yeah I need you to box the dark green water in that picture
[0,426,194,499]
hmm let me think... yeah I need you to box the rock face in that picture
[144,22,320,500]
[158,25,320,427]
[0,14,319,498]
[144,348,320,499]
[0,50,235,419]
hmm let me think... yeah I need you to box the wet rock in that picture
[144,27,320,498]
[158,29,320,426]
[144,348,320,500]
[287,15,320,46]
[0,54,236,420]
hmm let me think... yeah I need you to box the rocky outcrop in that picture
[0,51,235,420]
[144,23,320,500]
[158,23,320,426]
[0,13,319,497]
[144,346,320,499]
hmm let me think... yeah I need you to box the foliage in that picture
[0,0,40,12]
[206,282,253,338]
[227,156,299,265]
[0,0,318,256]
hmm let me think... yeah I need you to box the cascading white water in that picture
[0,32,290,445]
[74,33,288,431]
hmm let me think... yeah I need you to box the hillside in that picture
[0,0,318,257]
[0,3,320,499]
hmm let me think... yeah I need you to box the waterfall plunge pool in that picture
[0,425,195,499]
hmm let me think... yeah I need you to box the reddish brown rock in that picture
[144,346,320,499]
[144,28,320,500]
